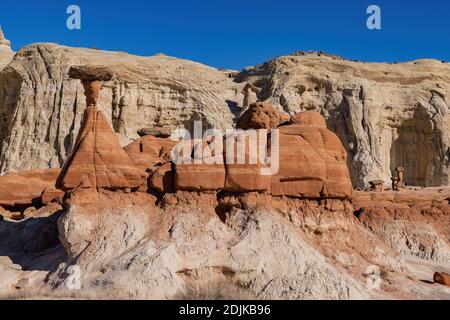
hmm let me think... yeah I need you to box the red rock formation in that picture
[170,110,352,199]
[41,187,65,205]
[58,68,351,199]
[175,140,226,191]
[434,272,450,287]
[56,106,145,191]
[56,66,145,191]
[124,135,177,173]
[270,111,352,198]
[125,135,179,193]
[236,102,290,130]
[0,169,61,208]
[149,162,175,193]
[290,111,326,127]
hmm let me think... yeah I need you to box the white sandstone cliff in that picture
[1,44,449,188]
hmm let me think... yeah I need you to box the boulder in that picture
[41,187,65,204]
[236,102,290,130]
[0,169,60,208]
[223,130,271,192]
[433,272,450,287]
[124,135,178,173]
[270,112,352,199]
[68,65,114,82]
[290,111,326,127]
[149,162,175,193]
[174,140,226,191]
[137,127,172,138]
[171,111,352,198]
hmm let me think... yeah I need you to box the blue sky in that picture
[0,0,449,69]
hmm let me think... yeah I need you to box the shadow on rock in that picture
[0,211,66,271]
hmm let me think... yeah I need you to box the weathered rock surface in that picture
[56,106,145,191]
[1,46,450,189]
[354,188,450,263]
[1,185,450,299]
[0,169,60,208]
[270,111,353,198]
[236,52,450,188]
[41,187,65,205]
[434,272,450,287]
[171,110,352,198]
[57,66,145,192]
[0,43,242,173]
[236,101,290,130]
[223,131,271,192]
[0,27,13,69]
[173,139,226,192]
[33,190,448,300]
[1,43,450,300]
[124,135,177,173]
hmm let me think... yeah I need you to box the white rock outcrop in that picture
[48,193,374,299]
[0,26,14,69]
[1,45,450,188]
[0,43,243,172]
[236,52,450,187]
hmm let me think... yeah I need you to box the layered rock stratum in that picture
[0,43,242,174]
[0,27,14,69]
[1,44,449,188]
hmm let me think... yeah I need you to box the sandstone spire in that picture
[56,66,145,191]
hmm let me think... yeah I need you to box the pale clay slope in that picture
[0,44,450,188]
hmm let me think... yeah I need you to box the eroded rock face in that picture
[0,27,13,69]
[57,67,145,191]
[63,69,346,196]
[236,102,290,130]
[2,47,450,189]
[0,43,242,173]
[56,106,145,191]
[124,135,177,173]
[354,189,450,263]
[236,52,450,188]
[170,110,352,198]
[174,139,226,191]
[270,112,353,198]
[0,169,61,208]
[223,131,271,192]
[434,272,450,287]
[48,191,377,299]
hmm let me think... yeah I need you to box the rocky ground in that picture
[0,189,449,300]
